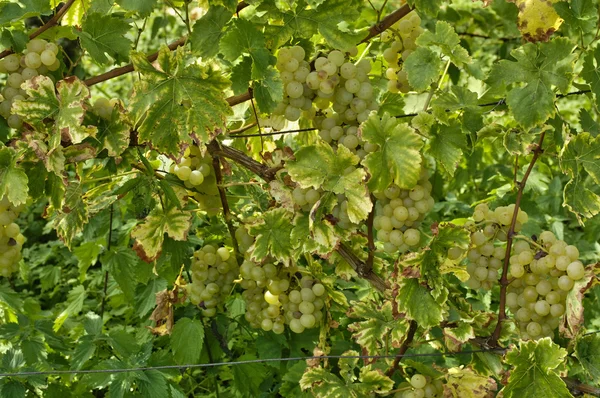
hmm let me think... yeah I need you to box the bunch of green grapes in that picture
[235,226,255,254]
[394,374,444,398]
[0,39,61,129]
[292,186,322,212]
[462,203,528,290]
[240,260,326,334]
[0,196,26,277]
[506,231,585,340]
[273,46,378,125]
[188,244,239,317]
[379,11,423,93]
[317,114,379,160]
[372,170,434,254]
[168,145,221,214]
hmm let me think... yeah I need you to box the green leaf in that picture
[361,113,423,191]
[582,47,600,110]
[171,318,204,365]
[502,338,572,398]
[574,334,600,383]
[76,13,132,65]
[131,206,192,262]
[53,181,88,248]
[116,0,157,16]
[0,0,51,25]
[248,208,295,265]
[232,354,268,397]
[71,335,96,370]
[427,122,466,176]
[190,5,232,58]
[404,47,443,91]
[347,300,409,358]
[60,0,91,26]
[560,132,600,221]
[415,21,470,65]
[0,380,26,398]
[253,66,284,113]
[13,76,96,146]
[103,247,144,300]
[135,278,167,318]
[287,142,371,223]
[129,46,232,155]
[300,367,353,397]
[408,0,443,16]
[554,0,598,35]
[220,19,273,80]
[487,38,575,129]
[579,109,600,137]
[53,285,86,332]
[95,109,131,156]
[445,367,498,397]
[397,278,443,328]
[0,285,23,311]
[0,147,28,206]
[137,370,168,398]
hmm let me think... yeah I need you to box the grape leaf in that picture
[347,300,409,360]
[76,13,132,65]
[287,142,371,223]
[94,109,131,157]
[397,278,443,328]
[232,354,268,397]
[116,0,158,16]
[137,370,168,398]
[582,46,600,109]
[427,122,466,177]
[0,147,28,206]
[560,132,600,221]
[560,263,600,338]
[129,46,232,155]
[444,367,498,397]
[579,109,600,137]
[502,338,571,398]
[56,0,91,26]
[509,0,563,42]
[131,206,192,262]
[190,6,232,58]
[171,318,204,365]
[253,66,284,113]
[404,47,443,91]
[53,285,86,332]
[14,76,96,147]
[248,208,295,266]
[361,113,423,192]
[487,38,575,129]
[261,0,361,51]
[0,0,51,25]
[415,21,471,65]
[53,182,89,248]
[555,0,598,36]
[574,334,600,383]
[407,0,443,16]
[443,322,475,352]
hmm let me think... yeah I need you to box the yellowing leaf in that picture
[510,0,563,42]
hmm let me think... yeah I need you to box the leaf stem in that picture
[489,131,546,346]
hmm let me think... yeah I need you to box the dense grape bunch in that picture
[0,197,26,277]
[461,203,528,290]
[168,145,221,214]
[189,245,239,317]
[394,374,444,398]
[0,39,61,129]
[291,185,322,213]
[506,231,585,340]
[380,11,423,93]
[239,259,326,334]
[372,169,434,254]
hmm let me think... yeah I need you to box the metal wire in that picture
[0,348,507,377]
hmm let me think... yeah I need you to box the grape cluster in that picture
[372,170,434,254]
[168,145,220,214]
[462,203,528,290]
[0,197,26,277]
[189,245,239,317]
[273,46,378,125]
[0,39,61,129]
[93,97,119,120]
[240,260,326,334]
[317,114,379,160]
[380,11,423,93]
[395,374,444,398]
[292,186,322,212]
[506,231,585,340]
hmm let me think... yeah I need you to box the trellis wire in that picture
[0,348,507,377]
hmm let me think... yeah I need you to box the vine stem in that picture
[360,4,412,43]
[211,154,241,261]
[336,242,386,291]
[0,0,77,60]
[385,320,418,377]
[490,131,546,346]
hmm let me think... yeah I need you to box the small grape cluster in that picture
[0,39,61,129]
[507,231,585,340]
[395,374,444,398]
[240,260,326,334]
[189,245,239,317]
[317,114,379,160]
[380,11,423,93]
[0,197,26,277]
[372,170,434,254]
[168,145,220,214]
[292,186,322,212]
[273,46,378,125]
[462,203,528,290]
